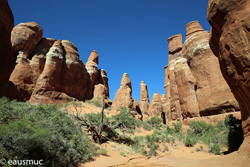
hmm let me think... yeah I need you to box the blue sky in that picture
[8,0,211,102]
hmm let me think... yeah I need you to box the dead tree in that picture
[64,96,124,144]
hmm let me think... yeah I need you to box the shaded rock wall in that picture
[207,0,250,154]
[0,0,14,93]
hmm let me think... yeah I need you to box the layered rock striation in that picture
[164,21,239,122]
[0,21,110,105]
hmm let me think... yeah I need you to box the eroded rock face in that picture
[148,91,163,118]
[0,0,14,92]
[4,51,40,101]
[11,22,43,56]
[167,34,182,120]
[207,0,250,153]
[182,21,239,117]
[132,99,143,120]
[174,57,200,119]
[2,38,56,101]
[111,73,133,112]
[30,40,88,104]
[185,21,204,40]
[163,65,171,122]
[139,81,150,119]
[30,38,56,74]
[85,50,99,99]
[92,69,112,107]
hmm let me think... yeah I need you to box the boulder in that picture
[11,22,43,56]
[111,73,133,112]
[207,0,250,154]
[0,0,14,92]
[174,57,200,118]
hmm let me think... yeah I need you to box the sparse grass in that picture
[98,149,108,155]
[85,98,102,107]
[120,151,125,157]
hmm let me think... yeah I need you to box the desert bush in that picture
[146,117,162,128]
[84,112,110,126]
[85,98,102,107]
[172,120,182,133]
[0,97,97,167]
[111,106,142,131]
[98,149,108,155]
[142,122,153,131]
[183,133,196,147]
[120,151,125,157]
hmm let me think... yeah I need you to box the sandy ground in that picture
[68,102,250,167]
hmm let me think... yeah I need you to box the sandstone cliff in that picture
[163,21,239,123]
[0,21,110,105]
[207,0,250,155]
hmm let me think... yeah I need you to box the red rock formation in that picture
[183,112,241,126]
[167,34,182,120]
[85,50,99,99]
[0,0,14,92]
[4,50,40,101]
[111,73,133,112]
[132,99,143,120]
[11,22,43,56]
[207,0,250,154]
[148,91,163,118]
[98,69,110,97]
[174,57,200,118]
[139,81,150,120]
[163,65,171,122]
[2,38,56,101]
[92,69,112,107]
[30,40,88,104]
[30,38,56,74]
[182,21,239,117]
[185,21,204,40]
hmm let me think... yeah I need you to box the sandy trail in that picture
[73,103,250,167]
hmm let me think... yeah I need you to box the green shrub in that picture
[85,98,102,107]
[184,134,196,147]
[209,143,221,155]
[0,97,97,167]
[98,149,108,155]
[84,112,110,126]
[142,122,153,131]
[146,117,162,128]
[120,151,125,157]
[172,120,182,133]
[112,106,142,131]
